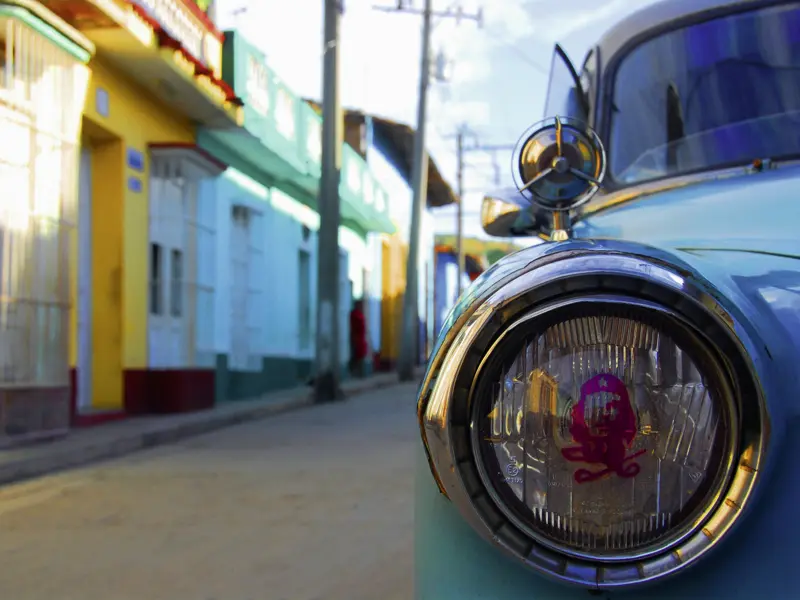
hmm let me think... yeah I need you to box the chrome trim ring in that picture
[419,251,767,590]
[470,296,738,563]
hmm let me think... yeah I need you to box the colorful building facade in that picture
[0,0,94,443]
[302,104,458,370]
[197,31,395,402]
[432,236,527,338]
[0,0,456,441]
[363,123,454,370]
[36,0,244,426]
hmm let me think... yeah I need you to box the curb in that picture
[0,372,417,488]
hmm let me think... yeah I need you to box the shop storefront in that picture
[0,1,93,443]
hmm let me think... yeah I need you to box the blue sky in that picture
[215,0,657,239]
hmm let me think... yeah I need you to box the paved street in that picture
[0,382,418,600]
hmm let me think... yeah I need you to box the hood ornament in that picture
[511,116,606,240]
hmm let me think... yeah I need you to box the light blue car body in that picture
[414,0,800,595]
[415,167,800,598]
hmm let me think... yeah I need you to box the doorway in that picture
[148,163,189,368]
[339,250,351,368]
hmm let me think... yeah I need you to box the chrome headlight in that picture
[420,250,767,590]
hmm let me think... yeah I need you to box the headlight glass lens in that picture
[474,310,733,558]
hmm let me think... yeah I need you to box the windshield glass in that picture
[609,2,800,184]
[543,46,587,121]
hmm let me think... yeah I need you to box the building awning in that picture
[149,142,227,178]
[38,0,243,128]
[304,99,457,208]
[434,245,486,280]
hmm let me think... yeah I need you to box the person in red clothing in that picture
[349,298,368,377]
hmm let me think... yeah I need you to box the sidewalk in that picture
[0,369,424,488]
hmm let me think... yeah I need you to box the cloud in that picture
[482,0,536,42]
[528,0,654,44]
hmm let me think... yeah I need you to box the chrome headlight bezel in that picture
[419,251,768,590]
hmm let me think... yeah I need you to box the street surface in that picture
[0,382,418,600]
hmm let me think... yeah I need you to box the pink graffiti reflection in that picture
[561,373,645,484]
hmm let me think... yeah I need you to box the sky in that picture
[214,0,658,240]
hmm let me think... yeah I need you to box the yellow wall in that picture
[380,234,407,363]
[74,57,194,410]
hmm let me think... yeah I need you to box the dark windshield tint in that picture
[609,2,800,183]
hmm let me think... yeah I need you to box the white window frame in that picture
[148,146,224,368]
[0,18,81,389]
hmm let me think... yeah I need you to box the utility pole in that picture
[374,0,482,382]
[446,124,514,294]
[397,0,431,382]
[455,128,465,294]
[314,0,344,403]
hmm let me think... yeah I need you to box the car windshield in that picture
[609,2,800,184]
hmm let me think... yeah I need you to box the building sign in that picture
[347,160,362,193]
[127,147,145,171]
[128,176,143,193]
[130,0,222,77]
[246,55,269,117]
[363,174,374,206]
[95,87,109,117]
[375,189,386,213]
[306,118,321,162]
[275,88,295,140]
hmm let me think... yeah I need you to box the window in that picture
[579,49,598,124]
[609,2,800,184]
[276,88,296,140]
[0,39,6,85]
[0,18,85,392]
[194,187,217,366]
[170,248,183,317]
[149,243,162,315]
[543,44,587,121]
[298,249,311,349]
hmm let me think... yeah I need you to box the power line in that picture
[479,24,551,76]
[444,123,515,292]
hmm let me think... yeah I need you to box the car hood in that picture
[573,166,800,258]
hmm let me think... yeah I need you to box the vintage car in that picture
[414,0,800,597]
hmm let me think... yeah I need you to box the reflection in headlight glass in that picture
[475,314,730,555]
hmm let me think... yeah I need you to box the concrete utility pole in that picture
[455,128,464,294]
[374,0,482,381]
[314,0,345,403]
[398,0,431,382]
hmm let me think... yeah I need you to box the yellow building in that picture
[379,233,408,370]
[0,1,93,443]
[38,0,243,425]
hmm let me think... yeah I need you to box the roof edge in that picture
[303,98,458,208]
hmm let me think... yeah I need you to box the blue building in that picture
[329,108,458,369]
[194,31,395,402]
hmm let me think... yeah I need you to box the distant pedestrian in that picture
[349,299,368,378]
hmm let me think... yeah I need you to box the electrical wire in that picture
[479,25,551,76]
